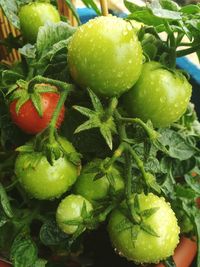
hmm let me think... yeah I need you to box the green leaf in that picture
[39,220,69,246]
[32,259,47,267]
[159,0,179,11]
[0,0,20,29]
[175,184,197,199]
[11,233,38,267]
[31,93,43,117]
[1,70,24,87]
[81,0,101,15]
[37,22,76,59]
[194,212,200,267]
[185,174,200,195]
[0,183,13,218]
[124,0,145,13]
[63,0,81,25]
[148,0,182,20]
[0,210,8,227]
[140,207,159,219]
[140,222,159,237]
[180,4,200,14]
[88,88,103,113]
[19,44,36,59]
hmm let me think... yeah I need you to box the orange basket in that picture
[0,0,77,63]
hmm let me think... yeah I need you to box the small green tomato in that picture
[56,194,93,234]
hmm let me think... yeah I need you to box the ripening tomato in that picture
[56,194,93,234]
[19,2,60,43]
[68,15,143,97]
[15,137,79,200]
[123,61,192,128]
[108,193,180,264]
[10,87,65,134]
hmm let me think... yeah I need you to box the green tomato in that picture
[56,194,93,234]
[19,2,60,43]
[123,61,192,127]
[108,193,180,264]
[73,159,124,203]
[15,137,79,200]
[68,15,143,97]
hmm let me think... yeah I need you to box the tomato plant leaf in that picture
[31,92,43,117]
[11,233,38,267]
[39,220,69,246]
[1,70,24,87]
[63,0,81,25]
[175,184,198,199]
[0,210,8,227]
[32,259,47,267]
[81,0,101,15]
[185,173,200,195]
[37,22,76,58]
[0,0,20,29]
[140,222,159,237]
[19,44,36,59]
[0,183,13,218]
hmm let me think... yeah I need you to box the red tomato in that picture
[154,237,197,267]
[10,92,65,134]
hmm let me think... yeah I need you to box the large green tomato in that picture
[56,194,93,234]
[108,193,180,264]
[15,137,79,200]
[68,16,143,97]
[73,159,124,203]
[123,61,192,127]
[19,2,60,43]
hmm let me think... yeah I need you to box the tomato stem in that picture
[120,117,158,140]
[176,43,200,57]
[104,143,125,169]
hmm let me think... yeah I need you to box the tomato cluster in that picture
[6,3,196,267]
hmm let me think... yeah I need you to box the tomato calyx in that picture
[116,195,160,241]
[73,89,117,150]
[10,80,58,117]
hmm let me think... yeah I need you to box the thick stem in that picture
[49,89,69,143]
[176,44,200,57]
[104,142,125,169]
[100,0,109,16]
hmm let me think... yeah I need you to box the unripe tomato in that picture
[68,16,143,97]
[73,159,124,203]
[108,193,180,264]
[56,194,93,234]
[15,137,79,200]
[123,61,192,128]
[19,2,60,43]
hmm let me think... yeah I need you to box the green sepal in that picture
[30,92,43,117]
[88,88,103,113]
[140,207,160,219]
[140,222,160,237]
[131,225,140,244]
[115,218,132,233]
[106,172,116,189]
[73,106,96,118]
[66,152,82,166]
[16,144,34,153]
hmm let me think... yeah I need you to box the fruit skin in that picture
[15,137,79,200]
[10,91,65,134]
[68,15,143,97]
[19,2,60,43]
[123,61,192,128]
[73,159,124,203]
[108,193,180,264]
[56,194,93,234]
